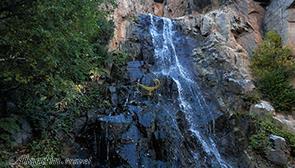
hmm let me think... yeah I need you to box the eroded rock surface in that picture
[80,0,295,167]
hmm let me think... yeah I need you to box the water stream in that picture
[148,14,231,168]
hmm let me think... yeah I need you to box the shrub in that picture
[0,0,117,162]
[249,114,295,155]
[0,0,114,123]
[250,31,295,113]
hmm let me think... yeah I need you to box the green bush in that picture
[0,0,118,162]
[250,31,295,113]
[0,0,114,122]
[249,129,269,152]
[0,117,20,145]
[249,114,295,155]
[241,89,261,108]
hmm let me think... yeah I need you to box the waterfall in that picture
[148,14,231,168]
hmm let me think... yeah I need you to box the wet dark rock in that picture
[97,114,133,125]
[140,73,157,86]
[109,86,118,106]
[127,61,144,82]
[91,0,295,167]
[128,105,155,128]
[121,124,140,143]
[127,61,144,69]
[118,144,138,168]
[214,114,257,167]
[73,117,87,135]
[73,110,98,135]
[113,14,228,167]
[87,110,97,124]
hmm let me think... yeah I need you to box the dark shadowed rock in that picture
[127,61,144,82]
[97,114,132,125]
[118,144,138,168]
[265,134,290,166]
[73,117,87,135]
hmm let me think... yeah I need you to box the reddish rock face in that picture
[153,2,164,16]
[109,0,267,52]
[108,0,154,50]
[288,8,295,55]
[264,0,295,55]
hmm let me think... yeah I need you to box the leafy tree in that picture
[0,0,117,160]
[251,31,295,113]
[0,0,114,112]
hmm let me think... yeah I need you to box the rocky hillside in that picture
[101,0,295,167]
[1,0,294,167]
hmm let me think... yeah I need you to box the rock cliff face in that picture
[108,0,151,50]
[110,0,266,52]
[95,0,295,167]
[109,0,295,111]
[111,0,266,115]
[264,0,295,54]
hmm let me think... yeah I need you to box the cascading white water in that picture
[148,14,231,168]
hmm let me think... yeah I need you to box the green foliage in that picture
[0,117,20,146]
[241,89,261,108]
[0,0,117,162]
[249,114,295,155]
[249,130,269,152]
[30,138,61,158]
[0,0,114,115]
[250,31,295,113]
[258,69,295,111]
[0,117,20,134]
[111,52,130,67]
[0,117,21,167]
[0,0,114,102]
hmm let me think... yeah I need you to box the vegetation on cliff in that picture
[249,114,295,155]
[251,31,295,113]
[249,31,295,160]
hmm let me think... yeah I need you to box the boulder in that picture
[250,100,275,116]
[265,134,290,166]
[273,114,295,134]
